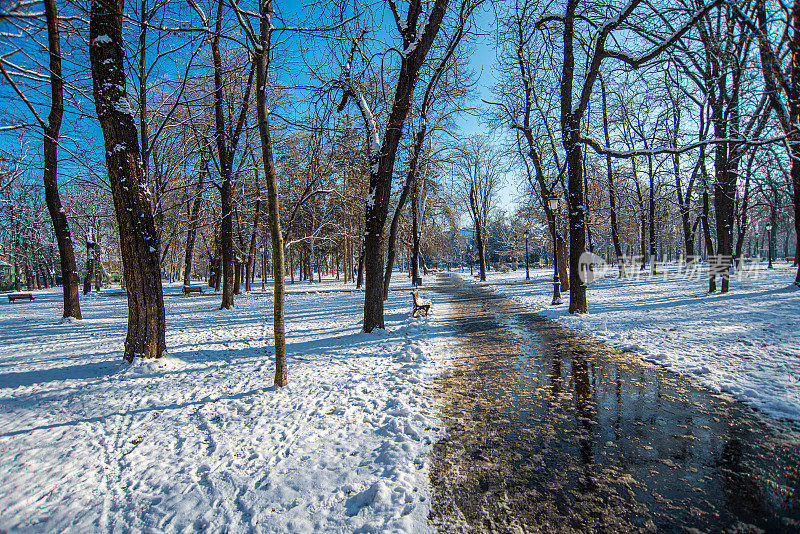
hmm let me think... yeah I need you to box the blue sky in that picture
[0,0,520,215]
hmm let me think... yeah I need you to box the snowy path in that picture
[457,263,800,424]
[0,282,453,532]
[429,274,800,532]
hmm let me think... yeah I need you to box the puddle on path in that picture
[429,274,800,533]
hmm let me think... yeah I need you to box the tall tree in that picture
[338,0,451,332]
[183,146,206,288]
[89,0,166,360]
[191,0,257,309]
[0,0,83,319]
[382,0,481,298]
[739,0,800,285]
[539,0,719,311]
[455,136,503,281]
[43,0,81,319]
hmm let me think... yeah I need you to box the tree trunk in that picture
[792,12,800,283]
[565,130,586,312]
[356,244,364,289]
[383,132,422,298]
[84,240,93,295]
[211,0,254,309]
[244,174,260,293]
[95,238,103,290]
[793,152,800,281]
[183,164,204,288]
[648,154,657,275]
[219,180,235,307]
[233,256,240,294]
[470,185,487,281]
[712,128,735,293]
[357,0,449,332]
[25,245,34,291]
[212,227,222,291]
[601,78,624,276]
[701,166,716,292]
[43,0,81,318]
[734,154,754,269]
[89,0,165,360]
[256,0,287,386]
[411,181,421,285]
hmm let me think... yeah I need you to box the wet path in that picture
[428,274,800,533]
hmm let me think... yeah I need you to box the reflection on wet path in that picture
[429,274,800,533]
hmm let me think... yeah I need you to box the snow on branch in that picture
[603,0,724,69]
[337,29,381,173]
[580,134,788,159]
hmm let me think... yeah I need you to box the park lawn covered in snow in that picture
[458,262,800,425]
[0,280,451,532]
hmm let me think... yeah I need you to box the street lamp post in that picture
[547,196,562,305]
[524,229,530,280]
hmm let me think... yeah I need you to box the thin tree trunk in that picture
[84,237,93,295]
[356,244,364,289]
[233,256,240,294]
[211,0,254,309]
[183,163,204,288]
[411,180,421,285]
[735,153,754,268]
[256,0,287,386]
[601,77,624,276]
[648,154,657,275]
[383,134,421,298]
[245,172,260,292]
[470,185,486,281]
[701,165,716,292]
[561,0,587,313]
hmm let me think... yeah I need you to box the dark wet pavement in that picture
[428,273,800,533]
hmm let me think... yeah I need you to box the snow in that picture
[92,35,112,46]
[456,261,800,425]
[0,277,451,532]
[365,189,376,208]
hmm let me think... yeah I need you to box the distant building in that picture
[457,228,475,240]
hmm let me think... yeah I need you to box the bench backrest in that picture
[411,290,420,305]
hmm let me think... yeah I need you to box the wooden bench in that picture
[411,290,431,317]
[8,293,34,302]
[182,286,204,295]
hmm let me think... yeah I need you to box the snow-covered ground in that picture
[457,261,800,425]
[0,278,451,532]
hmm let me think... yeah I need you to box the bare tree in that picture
[537,0,720,311]
[89,0,165,360]
[382,0,482,298]
[337,0,451,332]
[454,136,503,281]
[0,0,82,319]
[738,0,800,284]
